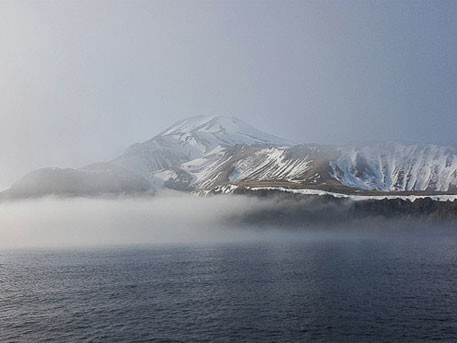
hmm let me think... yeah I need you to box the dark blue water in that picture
[1,232,457,342]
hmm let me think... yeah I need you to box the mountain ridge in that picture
[3,115,457,199]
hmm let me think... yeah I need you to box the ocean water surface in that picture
[1,230,457,342]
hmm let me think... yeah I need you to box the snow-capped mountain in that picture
[111,115,293,185]
[3,115,457,199]
[111,115,457,193]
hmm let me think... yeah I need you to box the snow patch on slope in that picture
[211,185,457,202]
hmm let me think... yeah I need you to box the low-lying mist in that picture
[0,193,263,249]
[0,192,454,249]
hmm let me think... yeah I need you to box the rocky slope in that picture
[1,163,154,199]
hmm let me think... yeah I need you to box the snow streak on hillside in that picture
[331,143,457,192]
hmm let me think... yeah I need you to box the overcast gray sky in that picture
[1,0,456,190]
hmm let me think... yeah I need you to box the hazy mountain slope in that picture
[3,163,153,199]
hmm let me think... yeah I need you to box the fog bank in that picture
[0,194,268,249]
[0,193,454,249]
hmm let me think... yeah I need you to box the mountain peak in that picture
[158,115,293,146]
[111,115,293,177]
[160,115,250,136]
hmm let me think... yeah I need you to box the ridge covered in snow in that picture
[155,140,457,193]
[330,143,457,192]
[4,115,457,199]
[104,116,457,194]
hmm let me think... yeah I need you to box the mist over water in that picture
[0,192,454,249]
[0,193,280,249]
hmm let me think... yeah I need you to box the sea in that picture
[1,230,457,342]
